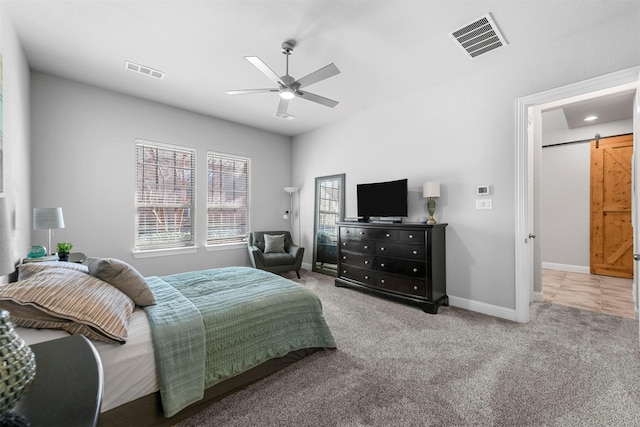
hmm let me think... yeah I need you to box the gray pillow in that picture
[87,258,155,306]
[264,234,286,253]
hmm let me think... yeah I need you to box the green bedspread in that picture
[144,267,336,417]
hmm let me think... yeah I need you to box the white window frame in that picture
[134,139,196,253]
[206,152,251,246]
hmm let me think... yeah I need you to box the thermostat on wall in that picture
[477,185,491,196]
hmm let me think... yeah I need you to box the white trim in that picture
[448,296,516,321]
[532,291,544,302]
[132,246,199,258]
[541,262,590,274]
[205,242,246,252]
[515,66,640,324]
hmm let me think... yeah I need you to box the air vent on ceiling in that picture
[124,61,165,79]
[449,13,507,59]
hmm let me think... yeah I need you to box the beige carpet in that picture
[177,269,640,426]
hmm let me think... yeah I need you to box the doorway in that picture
[514,66,640,323]
[539,128,635,316]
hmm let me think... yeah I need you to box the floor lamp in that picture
[0,198,15,276]
[284,187,299,242]
[33,207,65,256]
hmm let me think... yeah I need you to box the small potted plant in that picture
[56,242,73,262]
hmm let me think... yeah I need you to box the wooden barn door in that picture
[591,134,634,278]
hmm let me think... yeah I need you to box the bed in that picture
[0,259,336,426]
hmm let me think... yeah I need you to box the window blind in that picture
[207,152,250,244]
[135,141,196,250]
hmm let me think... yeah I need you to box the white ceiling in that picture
[3,0,639,137]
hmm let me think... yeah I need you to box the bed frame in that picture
[99,348,321,426]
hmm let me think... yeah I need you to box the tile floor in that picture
[542,269,636,319]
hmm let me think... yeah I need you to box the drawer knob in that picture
[413,268,418,273]
[409,234,414,239]
[343,270,347,274]
[364,245,369,249]
[380,263,385,267]
[364,275,369,280]
[412,250,418,255]
[381,279,385,284]
[380,247,385,251]
[360,231,365,235]
[342,256,347,260]
[413,285,418,290]
[364,260,369,265]
[385,233,390,238]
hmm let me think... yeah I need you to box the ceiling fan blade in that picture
[276,98,289,115]
[245,56,284,86]
[226,89,278,95]
[296,90,339,108]
[296,63,340,89]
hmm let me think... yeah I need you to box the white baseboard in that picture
[533,291,544,302]
[542,262,590,274]
[448,295,516,322]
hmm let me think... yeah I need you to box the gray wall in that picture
[0,6,31,282]
[30,73,293,276]
[292,11,640,313]
[540,118,633,272]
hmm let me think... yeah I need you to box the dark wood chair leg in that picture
[296,270,300,279]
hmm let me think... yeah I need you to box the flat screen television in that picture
[357,178,408,220]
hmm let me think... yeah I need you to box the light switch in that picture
[476,199,493,209]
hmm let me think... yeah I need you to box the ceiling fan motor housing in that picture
[281,40,296,55]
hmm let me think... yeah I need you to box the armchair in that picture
[247,231,304,278]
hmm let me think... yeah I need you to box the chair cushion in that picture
[262,253,296,267]
[264,234,286,253]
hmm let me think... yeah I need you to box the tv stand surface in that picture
[335,222,448,314]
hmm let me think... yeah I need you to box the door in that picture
[591,134,634,278]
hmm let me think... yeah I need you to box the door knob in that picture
[528,234,536,239]
[634,254,640,261]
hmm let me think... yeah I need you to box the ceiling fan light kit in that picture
[227,39,340,119]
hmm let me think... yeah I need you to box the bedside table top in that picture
[11,334,104,427]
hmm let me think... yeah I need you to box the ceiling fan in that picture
[226,40,340,120]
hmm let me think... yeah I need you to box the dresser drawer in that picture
[340,265,375,285]
[376,257,425,277]
[340,238,374,254]
[340,251,374,270]
[398,230,425,244]
[341,227,374,239]
[370,229,397,241]
[375,242,425,260]
[376,273,426,297]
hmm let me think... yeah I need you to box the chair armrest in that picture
[248,245,265,268]
[288,245,305,266]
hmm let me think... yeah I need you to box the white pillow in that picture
[264,234,286,253]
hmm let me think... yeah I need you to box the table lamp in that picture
[422,182,440,225]
[33,207,65,256]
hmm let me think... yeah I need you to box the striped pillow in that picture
[17,261,89,280]
[0,268,134,344]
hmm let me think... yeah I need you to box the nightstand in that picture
[10,335,103,427]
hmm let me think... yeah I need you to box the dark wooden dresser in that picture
[335,222,448,313]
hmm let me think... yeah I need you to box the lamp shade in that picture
[0,198,15,276]
[33,207,65,230]
[284,187,299,194]
[423,182,441,198]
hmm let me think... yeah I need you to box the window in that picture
[135,140,196,251]
[207,152,250,245]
